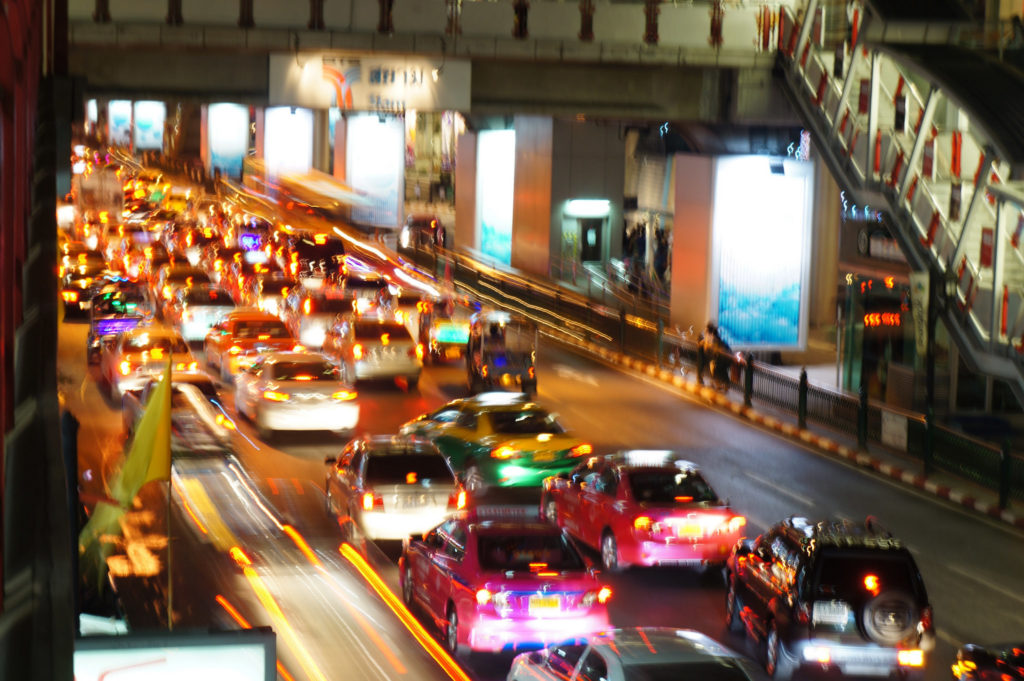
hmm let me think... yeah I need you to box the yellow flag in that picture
[109,361,172,506]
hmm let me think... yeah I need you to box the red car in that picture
[540,451,746,573]
[398,511,611,655]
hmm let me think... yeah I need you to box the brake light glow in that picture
[61,291,78,303]
[674,496,693,502]
[804,646,831,664]
[634,516,652,531]
[314,234,327,245]
[569,443,593,457]
[863,574,881,596]
[455,490,466,509]
[292,344,305,352]
[303,299,311,315]
[725,516,747,532]
[380,333,390,346]
[362,491,383,511]
[228,345,242,354]
[353,343,364,360]
[415,343,424,360]
[920,605,933,632]
[597,586,612,604]
[258,334,270,341]
[475,589,491,605]
[294,375,314,381]
[119,361,132,376]
[331,390,357,401]
[491,445,519,460]
[263,390,290,402]
[897,650,924,667]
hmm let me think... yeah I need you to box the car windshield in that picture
[307,298,352,314]
[628,471,719,504]
[234,321,290,339]
[364,454,453,485]
[184,287,231,305]
[270,361,336,381]
[93,293,148,316]
[488,410,565,435]
[477,532,584,572]
[353,322,411,341]
[627,661,752,681]
[125,334,189,353]
[813,551,921,602]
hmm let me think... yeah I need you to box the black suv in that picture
[725,516,935,681]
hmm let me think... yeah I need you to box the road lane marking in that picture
[553,363,599,386]
[937,629,962,648]
[946,564,1024,605]
[291,478,305,495]
[267,478,279,495]
[743,472,815,507]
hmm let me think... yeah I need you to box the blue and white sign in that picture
[108,100,133,147]
[346,114,404,228]
[133,101,166,151]
[476,130,516,266]
[207,103,249,179]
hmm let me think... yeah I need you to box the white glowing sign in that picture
[346,114,404,228]
[263,106,314,177]
[207,103,249,179]
[133,101,166,151]
[476,130,516,265]
[108,100,133,147]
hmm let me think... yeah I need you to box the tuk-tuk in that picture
[466,309,537,394]
[416,296,473,364]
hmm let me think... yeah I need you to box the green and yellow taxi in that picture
[399,392,592,493]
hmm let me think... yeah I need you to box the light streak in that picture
[216,594,297,681]
[281,525,321,567]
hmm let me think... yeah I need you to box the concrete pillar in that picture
[454,129,476,251]
[670,154,714,331]
[333,114,346,182]
[511,115,553,277]
[312,108,330,173]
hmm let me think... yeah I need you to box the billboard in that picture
[75,628,275,681]
[712,156,813,348]
[346,114,403,228]
[133,101,166,151]
[476,130,516,265]
[207,103,250,179]
[108,100,133,147]
[264,106,314,177]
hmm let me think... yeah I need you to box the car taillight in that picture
[569,443,593,457]
[414,343,424,360]
[331,390,357,401]
[228,345,242,355]
[491,445,519,460]
[919,605,933,632]
[188,361,198,371]
[119,360,132,376]
[362,491,383,511]
[448,489,467,510]
[162,285,172,299]
[528,366,535,379]
[352,343,364,360]
[61,291,78,303]
[475,589,492,605]
[292,344,305,352]
[720,516,747,533]
[582,587,613,607]
[263,390,290,402]
[897,650,924,667]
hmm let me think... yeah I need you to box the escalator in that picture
[776,0,1024,404]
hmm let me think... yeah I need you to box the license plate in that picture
[528,595,560,611]
[812,600,850,626]
[533,451,554,462]
[677,523,702,537]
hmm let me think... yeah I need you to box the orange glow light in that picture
[675,496,694,502]
[352,343,364,361]
[380,333,390,346]
[406,472,418,484]
[864,574,881,595]
[884,276,895,289]
[229,546,252,567]
[215,594,252,628]
[282,524,322,567]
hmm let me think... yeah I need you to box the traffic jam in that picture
[62,148,1012,681]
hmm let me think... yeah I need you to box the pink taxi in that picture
[398,510,611,655]
[541,450,746,572]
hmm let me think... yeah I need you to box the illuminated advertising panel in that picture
[208,103,250,179]
[476,130,516,266]
[133,101,166,151]
[264,106,314,177]
[86,99,98,135]
[345,114,403,228]
[108,100,133,147]
[75,629,275,681]
[712,156,812,348]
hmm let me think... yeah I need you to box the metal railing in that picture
[402,239,1024,506]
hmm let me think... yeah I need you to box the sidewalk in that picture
[546,330,1024,530]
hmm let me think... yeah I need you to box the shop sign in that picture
[980,227,994,268]
[269,54,471,112]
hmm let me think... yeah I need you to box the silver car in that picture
[324,435,465,542]
[233,351,359,440]
[322,313,423,388]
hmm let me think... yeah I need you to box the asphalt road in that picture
[60,313,1024,681]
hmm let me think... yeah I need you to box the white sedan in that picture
[506,628,761,681]
[234,351,359,441]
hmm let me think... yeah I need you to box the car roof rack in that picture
[784,515,903,552]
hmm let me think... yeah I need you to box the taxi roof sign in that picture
[468,392,530,407]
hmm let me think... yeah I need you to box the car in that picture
[952,642,1024,681]
[321,312,423,387]
[204,309,298,381]
[222,256,284,303]
[324,435,465,541]
[725,516,935,681]
[335,271,391,315]
[541,450,746,573]
[507,627,764,681]
[244,273,300,317]
[99,325,198,399]
[60,250,117,316]
[281,287,354,349]
[398,511,611,655]
[399,214,447,252]
[150,263,212,310]
[86,285,155,364]
[233,351,358,440]
[121,372,233,455]
[466,309,538,394]
[415,296,473,363]
[274,232,346,287]
[399,392,592,493]
[163,284,236,342]
[198,244,245,286]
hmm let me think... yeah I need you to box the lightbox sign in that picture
[476,130,516,266]
[133,101,166,151]
[86,99,98,135]
[712,156,813,348]
[207,103,249,179]
[269,54,471,112]
[346,114,403,228]
[263,106,314,177]
[108,100,133,147]
[75,629,274,681]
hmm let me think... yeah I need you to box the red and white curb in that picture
[548,330,1024,530]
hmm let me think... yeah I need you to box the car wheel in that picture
[765,622,796,681]
[725,580,744,633]
[464,464,488,496]
[601,531,623,572]
[401,569,414,606]
[445,605,465,657]
[861,591,918,645]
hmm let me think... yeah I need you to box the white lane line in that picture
[946,564,1024,605]
[552,363,600,387]
[937,629,962,648]
[743,472,815,507]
